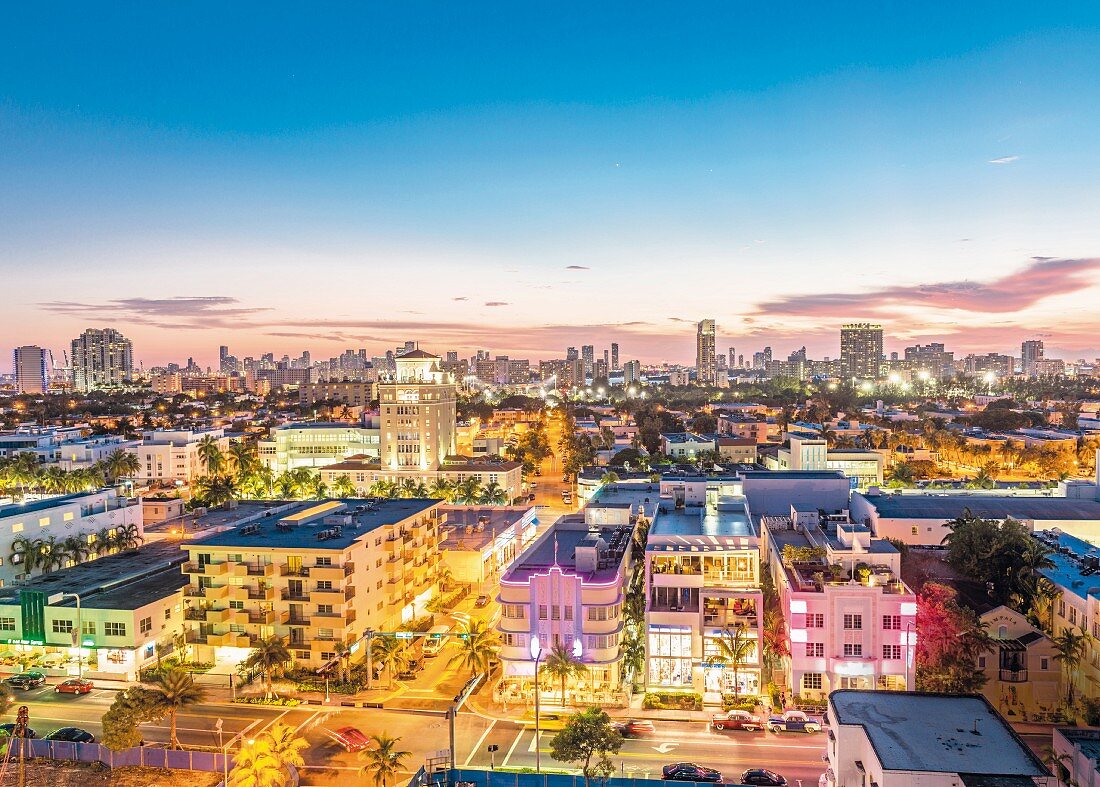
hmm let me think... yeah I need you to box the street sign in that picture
[487,745,499,753]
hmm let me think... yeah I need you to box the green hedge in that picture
[427,586,469,613]
[721,694,758,711]
[233,697,302,707]
[642,692,701,710]
[400,615,436,634]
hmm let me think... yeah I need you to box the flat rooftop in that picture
[0,490,107,519]
[652,503,756,538]
[0,539,187,610]
[1037,530,1100,601]
[440,506,533,551]
[864,493,1100,520]
[506,522,630,582]
[830,691,1047,776]
[188,498,438,551]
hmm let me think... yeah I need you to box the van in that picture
[421,624,451,657]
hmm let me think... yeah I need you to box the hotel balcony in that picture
[286,614,311,627]
[233,563,275,578]
[279,564,309,578]
[999,669,1028,683]
[280,589,310,602]
[204,585,229,601]
[247,587,276,601]
[310,564,353,582]
[311,587,345,603]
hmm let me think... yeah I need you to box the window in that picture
[978,655,986,668]
[1041,657,1050,670]
[1059,600,1067,617]
[883,615,901,630]
[538,605,547,620]
[139,617,152,634]
[105,622,126,637]
[883,645,902,660]
[843,643,862,657]
[316,557,332,566]
[805,642,824,657]
[317,580,332,590]
[229,624,245,634]
[806,613,824,628]
[1070,607,1078,625]
[564,606,573,621]
[502,633,523,647]
[296,650,310,660]
[82,621,95,636]
[317,628,334,640]
[551,606,560,621]
[318,604,333,614]
[911,526,919,536]
[229,601,244,610]
[502,604,525,619]
[11,523,22,534]
[228,554,242,563]
[52,619,74,634]
[802,673,823,690]
[0,618,14,631]
[164,606,173,619]
[843,614,862,630]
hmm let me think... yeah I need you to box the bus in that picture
[421,624,451,657]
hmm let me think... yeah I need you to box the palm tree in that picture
[332,475,356,498]
[712,624,754,696]
[117,522,143,550]
[193,474,242,508]
[1053,626,1092,707]
[228,441,259,480]
[397,479,427,498]
[251,464,276,499]
[541,642,587,704]
[427,479,453,500]
[369,479,399,499]
[197,435,226,476]
[9,536,40,576]
[456,477,482,505]
[289,468,317,499]
[371,635,411,688]
[599,471,620,486]
[274,471,297,499]
[620,628,645,683]
[151,667,206,749]
[436,564,454,592]
[229,722,308,787]
[243,636,292,699]
[94,527,116,557]
[39,466,68,494]
[358,733,410,787]
[447,620,500,678]
[480,481,507,506]
[60,535,91,567]
[103,449,140,483]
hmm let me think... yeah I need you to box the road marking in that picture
[91,691,113,699]
[651,742,677,754]
[500,728,525,768]
[225,718,264,750]
[463,719,497,766]
[294,711,325,736]
[251,709,290,736]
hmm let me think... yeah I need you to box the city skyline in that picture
[4,5,1100,365]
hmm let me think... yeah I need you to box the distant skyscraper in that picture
[696,319,716,385]
[71,328,133,392]
[610,342,620,371]
[603,348,609,368]
[737,354,744,368]
[763,346,773,366]
[840,323,884,380]
[445,351,459,363]
[581,345,595,379]
[566,347,579,361]
[1021,340,1044,377]
[623,360,641,386]
[13,346,47,394]
[728,347,735,369]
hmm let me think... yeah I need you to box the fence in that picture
[8,738,231,772]
[413,767,711,787]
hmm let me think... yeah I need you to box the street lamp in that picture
[531,635,544,773]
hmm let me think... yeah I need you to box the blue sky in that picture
[3,3,1100,365]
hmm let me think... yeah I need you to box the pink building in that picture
[761,507,915,698]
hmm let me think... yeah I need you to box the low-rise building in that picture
[826,690,1048,787]
[142,496,186,523]
[131,428,231,483]
[660,432,716,459]
[768,434,884,488]
[0,489,143,586]
[497,500,639,705]
[438,506,538,586]
[180,499,443,669]
[716,437,758,463]
[761,508,916,696]
[1051,728,1100,787]
[258,422,381,475]
[319,457,524,505]
[50,435,140,471]
[978,605,1060,719]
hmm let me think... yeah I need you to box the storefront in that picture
[648,625,693,687]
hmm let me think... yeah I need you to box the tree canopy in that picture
[942,511,1054,608]
[549,708,623,785]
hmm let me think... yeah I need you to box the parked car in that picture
[741,769,787,786]
[4,671,46,690]
[327,726,373,752]
[612,719,656,738]
[55,678,94,695]
[768,710,821,734]
[711,709,763,732]
[474,594,491,608]
[0,724,37,739]
[662,763,722,783]
[45,727,95,743]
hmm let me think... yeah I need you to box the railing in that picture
[280,564,309,577]
[287,616,311,626]
[999,669,1028,683]
[281,589,309,601]
[649,603,700,613]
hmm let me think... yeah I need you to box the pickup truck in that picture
[710,709,764,732]
[767,710,822,734]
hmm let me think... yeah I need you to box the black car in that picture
[45,727,95,743]
[742,770,787,787]
[0,724,37,739]
[4,671,46,690]
[662,763,722,782]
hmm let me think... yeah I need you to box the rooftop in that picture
[0,489,114,519]
[863,493,1100,521]
[1055,729,1100,762]
[505,522,631,583]
[440,506,533,551]
[1036,530,1100,600]
[830,691,1047,776]
[187,498,438,551]
[271,422,375,431]
[652,502,756,539]
[0,539,187,611]
[661,432,713,444]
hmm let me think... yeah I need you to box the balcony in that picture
[245,610,280,625]
[201,562,229,577]
[246,563,276,578]
[280,564,309,578]
[999,669,1028,683]
[311,587,344,603]
[185,632,209,645]
[280,589,309,602]
[184,586,207,599]
[183,562,204,574]
[247,587,276,601]
[287,615,311,627]
[310,565,350,582]
[204,585,229,601]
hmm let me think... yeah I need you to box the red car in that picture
[613,719,656,738]
[55,679,94,695]
[327,726,374,752]
[711,709,763,732]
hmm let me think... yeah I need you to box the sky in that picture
[3,2,1100,368]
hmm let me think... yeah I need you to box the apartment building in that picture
[51,434,140,471]
[0,540,187,681]
[497,500,641,704]
[768,434,884,488]
[977,606,1060,718]
[826,691,1047,787]
[0,489,142,586]
[760,507,916,696]
[180,499,442,669]
[130,428,231,483]
[438,506,538,585]
[298,380,375,409]
[258,422,381,475]
[0,427,85,461]
[643,486,764,696]
[660,432,716,459]
[1036,529,1100,699]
